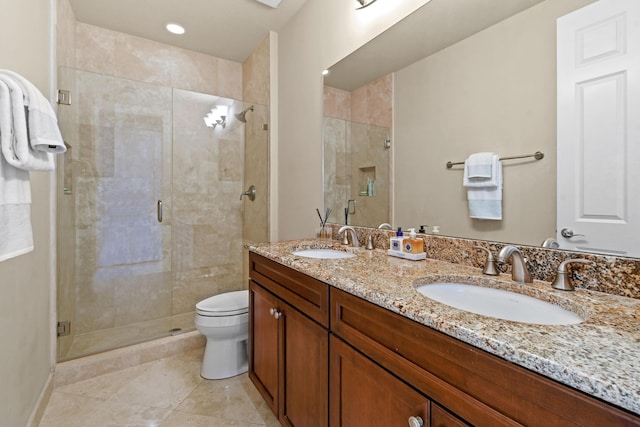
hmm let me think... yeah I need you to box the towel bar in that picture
[446,151,544,169]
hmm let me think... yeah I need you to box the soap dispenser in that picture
[403,228,424,254]
[390,227,403,252]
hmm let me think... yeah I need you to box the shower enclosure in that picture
[323,117,390,228]
[56,68,269,361]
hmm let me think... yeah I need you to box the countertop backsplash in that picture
[324,224,640,300]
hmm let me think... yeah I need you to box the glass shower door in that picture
[56,69,173,360]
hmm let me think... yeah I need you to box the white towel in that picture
[0,70,65,154]
[0,70,67,262]
[0,70,66,171]
[465,158,503,220]
[463,152,499,187]
[0,204,34,262]
[0,80,33,261]
[464,152,494,179]
[0,81,31,205]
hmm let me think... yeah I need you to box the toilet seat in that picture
[196,290,249,317]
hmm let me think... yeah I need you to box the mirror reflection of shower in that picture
[235,105,254,123]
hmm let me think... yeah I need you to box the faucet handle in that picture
[341,232,350,245]
[473,246,499,276]
[366,234,375,250]
[551,258,595,291]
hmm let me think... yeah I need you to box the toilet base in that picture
[201,338,248,380]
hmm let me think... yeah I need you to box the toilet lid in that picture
[196,290,249,316]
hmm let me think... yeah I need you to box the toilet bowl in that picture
[195,289,249,379]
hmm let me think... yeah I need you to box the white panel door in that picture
[557,0,640,256]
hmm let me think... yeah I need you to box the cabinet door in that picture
[330,335,429,427]
[431,403,470,427]
[249,281,280,416]
[280,300,328,427]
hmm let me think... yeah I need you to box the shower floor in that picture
[60,312,196,362]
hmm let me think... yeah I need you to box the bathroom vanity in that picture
[249,252,329,426]
[248,243,640,426]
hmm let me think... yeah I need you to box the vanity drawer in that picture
[249,252,329,327]
[330,287,640,427]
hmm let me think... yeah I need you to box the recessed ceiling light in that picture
[322,69,330,76]
[166,23,185,35]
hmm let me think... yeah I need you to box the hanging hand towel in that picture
[0,81,33,261]
[464,156,503,220]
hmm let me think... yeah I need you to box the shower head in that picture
[234,105,254,123]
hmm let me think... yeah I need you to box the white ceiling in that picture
[68,0,309,63]
[324,0,545,91]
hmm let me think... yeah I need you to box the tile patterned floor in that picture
[40,348,280,426]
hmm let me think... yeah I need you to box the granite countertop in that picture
[248,239,640,416]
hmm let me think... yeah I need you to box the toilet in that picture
[195,289,249,380]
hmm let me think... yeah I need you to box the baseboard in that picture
[27,371,54,427]
[54,331,205,388]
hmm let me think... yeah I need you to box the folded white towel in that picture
[464,153,499,187]
[0,70,65,154]
[467,160,503,220]
[0,70,66,171]
[0,80,34,262]
[464,152,495,179]
[0,81,31,205]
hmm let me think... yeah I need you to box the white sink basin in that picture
[416,282,583,325]
[291,248,356,259]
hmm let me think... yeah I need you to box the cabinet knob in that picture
[269,308,282,319]
[408,416,424,427]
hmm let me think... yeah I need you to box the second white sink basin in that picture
[291,248,356,259]
[416,282,583,325]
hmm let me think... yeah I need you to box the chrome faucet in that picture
[377,223,393,230]
[338,226,359,248]
[497,246,532,283]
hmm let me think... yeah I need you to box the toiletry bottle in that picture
[390,227,403,251]
[403,228,424,254]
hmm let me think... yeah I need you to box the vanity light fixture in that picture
[356,0,378,9]
[203,105,228,129]
[166,23,185,35]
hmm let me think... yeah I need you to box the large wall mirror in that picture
[322,0,638,256]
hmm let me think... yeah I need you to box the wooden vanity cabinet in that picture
[330,334,432,426]
[249,253,640,427]
[330,287,640,427]
[249,253,329,427]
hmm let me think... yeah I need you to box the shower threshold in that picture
[58,312,195,362]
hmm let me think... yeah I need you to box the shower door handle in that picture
[157,200,163,223]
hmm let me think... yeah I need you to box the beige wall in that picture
[0,0,54,425]
[277,0,431,240]
[394,0,594,245]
